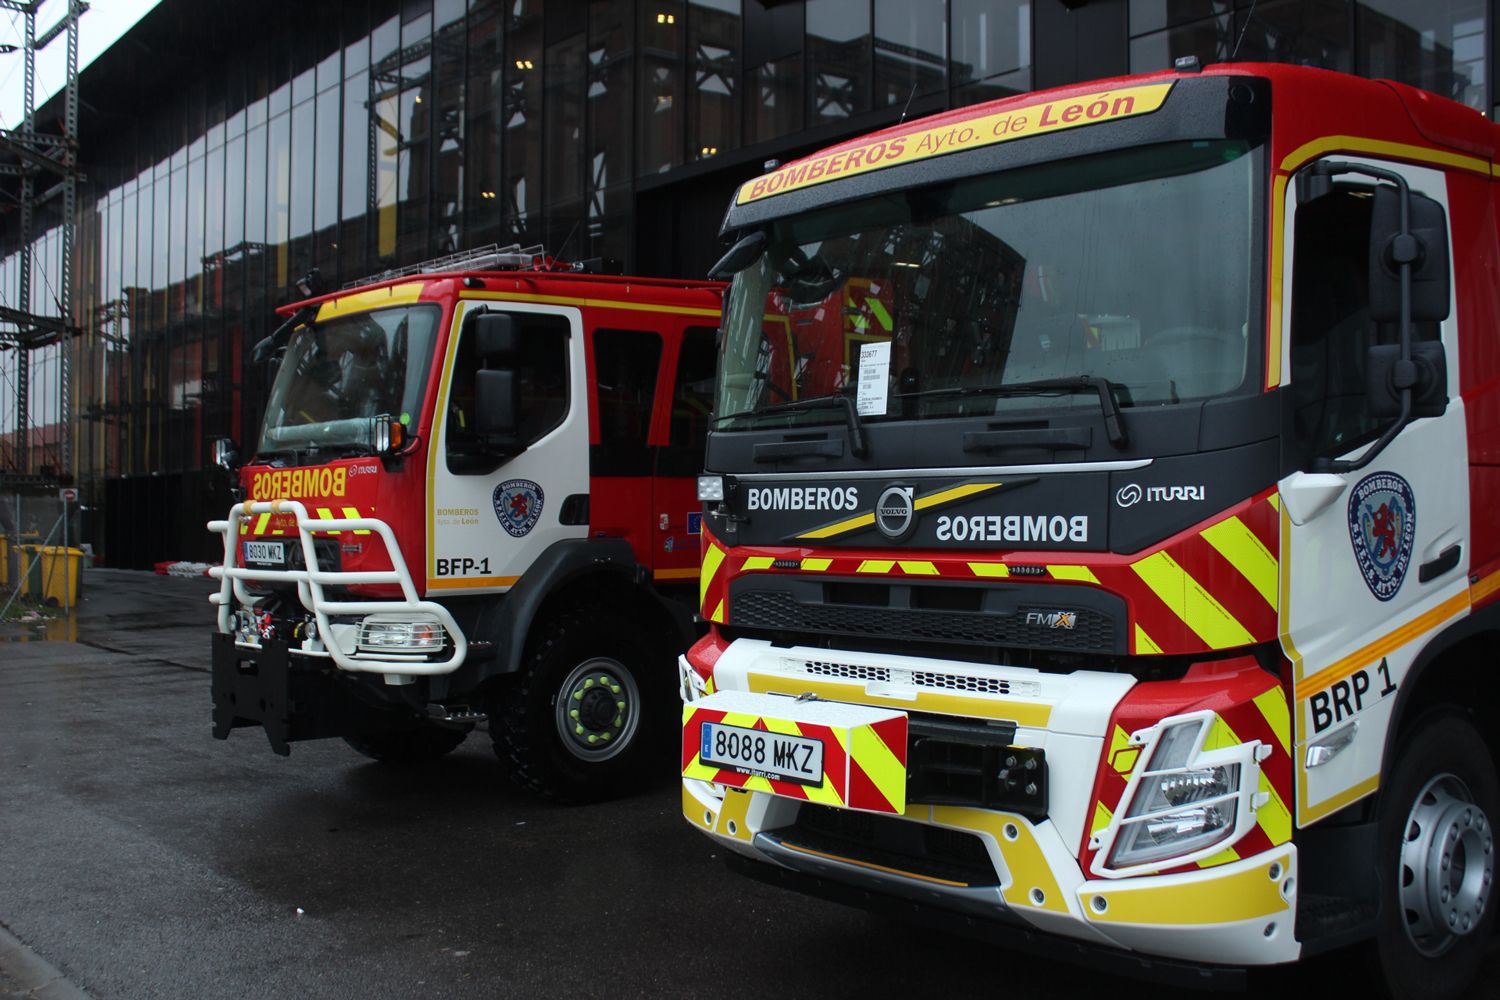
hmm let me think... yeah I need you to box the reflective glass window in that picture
[689,0,739,161]
[746,56,802,144]
[951,0,1031,102]
[1357,0,1486,111]
[874,0,946,108]
[808,0,871,124]
[639,1,686,174]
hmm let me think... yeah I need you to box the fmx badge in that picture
[494,479,545,538]
[1348,471,1415,602]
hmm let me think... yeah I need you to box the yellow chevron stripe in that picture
[742,556,775,571]
[857,560,896,574]
[1252,687,1291,756]
[1200,515,1278,609]
[801,558,833,572]
[711,599,725,623]
[969,562,1010,578]
[700,544,726,610]
[1196,845,1242,868]
[867,297,893,332]
[340,506,371,535]
[1131,550,1254,649]
[1048,565,1099,584]
[1109,724,1135,775]
[1267,493,1280,512]
[314,507,341,536]
[1256,769,1292,846]
[756,717,844,805]
[1134,625,1163,655]
[1091,801,1114,838]
[851,723,907,812]
[255,512,271,534]
[898,561,939,576]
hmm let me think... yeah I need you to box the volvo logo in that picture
[875,485,916,541]
[1115,483,1143,508]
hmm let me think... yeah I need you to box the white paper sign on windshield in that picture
[856,341,891,417]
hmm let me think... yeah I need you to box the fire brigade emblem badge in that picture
[1347,471,1415,602]
[493,479,545,538]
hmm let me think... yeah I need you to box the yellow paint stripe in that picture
[1131,550,1255,649]
[932,807,1068,913]
[1266,174,1288,390]
[314,280,425,320]
[1200,515,1278,609]
[857,560,896,574]
[1047,565,1099,584]
[898,561,939,576]
[700,544,726,609]
[1087,854,1291,925]
[426,575,520,590]
[1256,770,1293,846]
[1267,493,1280,512]
[1299,773,1380,826]
[1279,134,1490,177]
[801,558,833,572]
[914,482,1004,510]
[1091,801,1114,838]
[1471,568,1500,604]
[867,297,893,332]
[1294,590,1469,702]
[312,507,340,536]
[713,788,755,840]
[1252,687,1291,757]
[851,724,907,812]
[798,511,877,540]
[459,289,724,318]
[1134,625,1163,655]
[654,568,699,581]
[969,562,1010,578]
[742,556,776,571]
[341,506,371,535]
[1109,724,1134,775]
[747,672,1051,728]
[1195,846,1242,868]
[254,512,271,534]
[711,600,725,623]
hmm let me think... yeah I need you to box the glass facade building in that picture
[0,0,1493,566]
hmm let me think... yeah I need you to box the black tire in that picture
[1367,711,1498,1000]
[343,723,470,764]
[491,608,664,803]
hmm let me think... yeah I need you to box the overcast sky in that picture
[0,0,162,130]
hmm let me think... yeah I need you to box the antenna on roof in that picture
[898,83,918,124]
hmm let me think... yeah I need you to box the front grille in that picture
[732,589,1116,653]
[794,659,1039,698]
[771,803,999,887]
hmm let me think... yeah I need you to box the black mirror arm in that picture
[1310,161,1416,474]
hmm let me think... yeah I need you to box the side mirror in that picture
[212,437,241,471]
[1367,341,1448,420]
[1370,185,1450,324]
[708,230,768,280]
[475,369,521,453]
[470,312,520,361]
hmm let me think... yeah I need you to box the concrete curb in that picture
[0,924,91,1000]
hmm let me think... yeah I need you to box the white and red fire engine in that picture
[209,246,721,800]
[680,64,1498,997]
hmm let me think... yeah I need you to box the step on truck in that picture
[209,246,723,800]
[680,64,1500,995]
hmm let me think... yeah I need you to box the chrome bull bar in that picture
[207,499,467,675]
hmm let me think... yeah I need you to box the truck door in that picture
[426,301,588,594]
[1278,157,1467,825]
[653,325,717,584]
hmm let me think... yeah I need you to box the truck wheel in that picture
[343,724,470,764]
[493,609,657,802]
[1369,711,1498,1000]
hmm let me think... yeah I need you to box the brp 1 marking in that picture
[1309,657,1397,734]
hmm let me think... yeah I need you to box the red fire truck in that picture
[680,64,1497,996]
[209,246,721,801]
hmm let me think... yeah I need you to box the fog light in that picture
[358,618,446,652]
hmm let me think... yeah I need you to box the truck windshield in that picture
[716,139,1264,430]
[257,304,441,457]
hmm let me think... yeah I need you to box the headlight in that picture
[697,475,725,502]
[1104,717,1246,871]
[358,618,446,652]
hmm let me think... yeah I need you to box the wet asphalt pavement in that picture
[0,570,1493,999]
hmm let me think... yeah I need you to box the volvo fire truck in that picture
[209,246,722,800]
[680,65,1498,996]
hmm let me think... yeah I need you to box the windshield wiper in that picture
[715,393,869,459]
[897,375,1128,448]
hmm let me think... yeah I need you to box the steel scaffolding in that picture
[0,0,86,487]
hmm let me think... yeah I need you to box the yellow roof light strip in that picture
[458,289,723,318]
[315,281,426,321]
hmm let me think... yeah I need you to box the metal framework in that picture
[0,0,86,481]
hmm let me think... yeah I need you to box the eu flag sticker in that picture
[687,512,703,535]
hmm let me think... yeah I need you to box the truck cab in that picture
[210,246,722,801]
[681,66,1499,996]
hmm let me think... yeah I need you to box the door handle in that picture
[1418,544,1461,583]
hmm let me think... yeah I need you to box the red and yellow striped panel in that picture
[682,703,908,814]
[703,488,1281,657]
[1079,656,1293,874]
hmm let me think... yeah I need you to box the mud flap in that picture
[211,633,376,755]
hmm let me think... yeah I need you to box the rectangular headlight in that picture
[358,619,446,651]
[697,475,725,502]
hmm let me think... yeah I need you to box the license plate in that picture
[244,540,286,565]
[700,721,824,786]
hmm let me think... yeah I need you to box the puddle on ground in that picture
[0,614,78,642]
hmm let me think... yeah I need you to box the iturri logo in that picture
[1115,483,1143,508]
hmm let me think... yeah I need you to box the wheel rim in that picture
[554,656,640,762]
[1398,773,1495,956]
